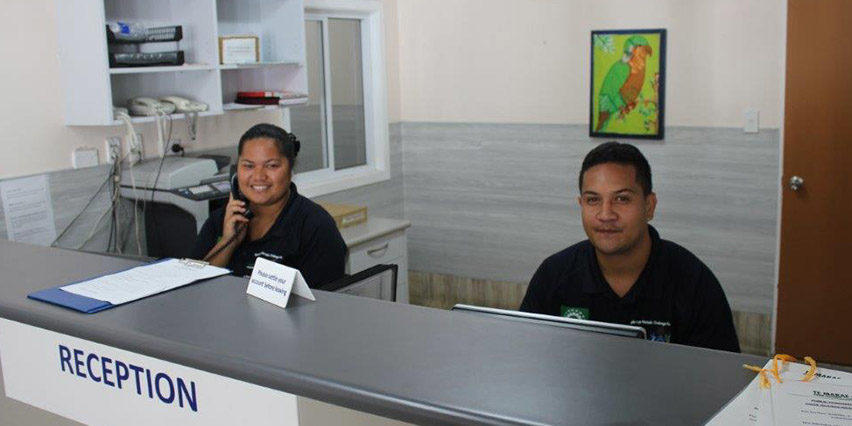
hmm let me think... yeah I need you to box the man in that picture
[520,142,740,352]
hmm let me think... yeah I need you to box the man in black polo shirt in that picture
[519,142,740,352]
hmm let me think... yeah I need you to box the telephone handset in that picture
[230,168,254,220]
[202,170,253,262]
[160,96,209,113]
[128,97,175,116]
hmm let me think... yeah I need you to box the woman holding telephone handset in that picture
[191,123,346,287]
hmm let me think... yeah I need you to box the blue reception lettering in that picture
[145,368,154,399]
[59,345,72,372]
[115,361,129,389]
[57,344,198,412]
[155,373,175,403]
[73,349,86,378]
[178,378,198,411]
[129,364,144,395]
[86,353,101,383]
[102,356,115,387]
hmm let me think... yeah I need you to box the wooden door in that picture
[776,0,852,365]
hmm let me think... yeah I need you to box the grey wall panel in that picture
[0,165,143,254]
[401,123,779,314]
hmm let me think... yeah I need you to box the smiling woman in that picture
[190,124,347,287]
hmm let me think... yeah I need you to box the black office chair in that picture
[320,264,398,302]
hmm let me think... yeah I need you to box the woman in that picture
[192,123,346,288]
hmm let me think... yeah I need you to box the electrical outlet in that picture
[104,137,121,163]
[166,138,183,155]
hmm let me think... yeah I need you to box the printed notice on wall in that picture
[0,175,56,246]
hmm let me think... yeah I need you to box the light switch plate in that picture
[744,109,759,133]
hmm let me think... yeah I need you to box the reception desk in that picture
[0,239,763,425]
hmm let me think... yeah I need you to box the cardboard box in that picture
[219,36,259,64]
[317,202,367,229]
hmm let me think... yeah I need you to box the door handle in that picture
[789,176,804,191]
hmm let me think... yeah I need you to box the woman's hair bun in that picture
[288,133,301,156]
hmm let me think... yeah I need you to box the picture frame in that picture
[589,29,666,140]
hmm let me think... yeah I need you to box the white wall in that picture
[0,0,402,179]
[397,0,785,128]
[384,0,402,122]
[0,0,779,175]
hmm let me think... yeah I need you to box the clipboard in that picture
[28,287,114,313]
[27,258,229,314]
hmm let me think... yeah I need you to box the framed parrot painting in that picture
[590,29,666,139]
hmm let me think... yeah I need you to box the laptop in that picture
[451,304,647,339]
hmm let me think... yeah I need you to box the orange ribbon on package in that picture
[742,354,817,389]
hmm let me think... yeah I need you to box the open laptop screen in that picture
[451,304,647,339]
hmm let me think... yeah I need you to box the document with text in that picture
[770,365,852,425]
[62,259,229,305]
[707,359,852,425]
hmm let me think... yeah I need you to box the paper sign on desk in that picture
[0,175,57,246]
[246,257,315,308]
[707,359,852,425]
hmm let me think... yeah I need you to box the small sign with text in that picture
[246,257,315,308]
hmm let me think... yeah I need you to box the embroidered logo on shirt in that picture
[630,319,672,343]
[253,251,283,261]
[560,306,590,320]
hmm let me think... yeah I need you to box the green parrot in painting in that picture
[595,36,653,132]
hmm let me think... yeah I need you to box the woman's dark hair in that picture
[579,141,652,195]
[238,123,301,169]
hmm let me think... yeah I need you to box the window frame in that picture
[290,0,389,197]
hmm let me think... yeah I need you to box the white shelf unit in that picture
[55,0,307,126]
[109,65,220,75]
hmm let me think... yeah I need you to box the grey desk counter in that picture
[0,239,763,425]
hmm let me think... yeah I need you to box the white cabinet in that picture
[340,218,411,304]
[55,0,307,126]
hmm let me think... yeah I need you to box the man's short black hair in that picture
[579,141,652,195]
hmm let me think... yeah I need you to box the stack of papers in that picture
[29,259,229,313]
[708,360,852,425]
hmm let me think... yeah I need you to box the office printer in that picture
[120,157,230,258]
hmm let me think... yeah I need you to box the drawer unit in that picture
[347,232,406,273]
[340,218,411,303]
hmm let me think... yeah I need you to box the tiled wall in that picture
[401,123,780,315]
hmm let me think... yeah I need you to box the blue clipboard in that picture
[26,260,161,314]
[28,287,113,313]
[27,258,222,314]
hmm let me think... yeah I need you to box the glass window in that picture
[328,18,367,170]
[293,2,388,196]
[290,20,327,173]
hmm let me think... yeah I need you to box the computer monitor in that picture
[321,264,398,302]
[451,304,647,339]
